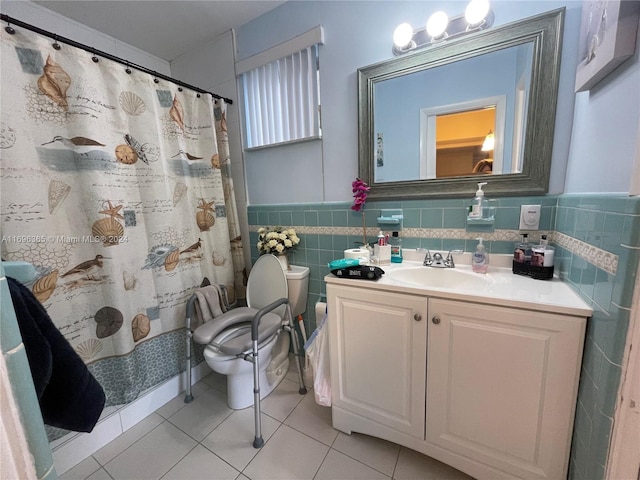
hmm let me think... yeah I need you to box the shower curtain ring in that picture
[178,87,183,92]
[125,62,132,74]
[52,34,61,50]
[91,48,99,63]
[5,19,15,34]
[196,93,201,98]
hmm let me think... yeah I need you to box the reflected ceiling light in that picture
[392,1,493,56]
[465,0,491,27]
[426,11,449,39]
[481,130,495,151]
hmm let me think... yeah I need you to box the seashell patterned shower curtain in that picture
[0,27,241,432]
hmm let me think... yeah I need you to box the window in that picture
[238,28,323,150]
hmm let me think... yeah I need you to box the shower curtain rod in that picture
[1,13,234,105]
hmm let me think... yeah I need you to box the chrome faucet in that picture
[423,249,463,268]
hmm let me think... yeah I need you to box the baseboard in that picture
[52,361,212,475]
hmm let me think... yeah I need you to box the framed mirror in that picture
[358,8,564,200]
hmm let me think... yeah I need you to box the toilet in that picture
[201,255,309,409]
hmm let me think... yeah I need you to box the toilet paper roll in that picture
[344,248,368,260]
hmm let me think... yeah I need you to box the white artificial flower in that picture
[284,239,292,247]
[257,241,263,250]
[291,235,300,244]
[268,239,278,248]
[275,243,285,253]
[279,233,287,240]
[288,229,296,236]
[266,232,277,239]
[258,227,265,234]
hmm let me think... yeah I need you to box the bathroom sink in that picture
[387,267,494,290]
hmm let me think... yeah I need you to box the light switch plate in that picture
[519,205,541,230]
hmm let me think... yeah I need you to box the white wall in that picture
[1,0,171,76]
[236,0,585,205]
[565,30,640,194]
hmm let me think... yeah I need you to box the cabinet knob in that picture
[432,316,441,325]
[414,314,422,321]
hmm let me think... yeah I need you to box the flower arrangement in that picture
[351,178,370,245]
[257,226,300,255]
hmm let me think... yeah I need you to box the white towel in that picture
[192,285,228,329]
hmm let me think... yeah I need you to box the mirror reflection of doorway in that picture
[435,107,495,178]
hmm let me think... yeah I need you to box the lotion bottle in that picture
[472,237,489,273]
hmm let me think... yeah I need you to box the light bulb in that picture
[426,11,449,38]
[393,23,414,49]
[481,131,495,151]
[465,0,490,26]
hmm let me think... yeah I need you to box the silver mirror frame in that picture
[358,8,564,200]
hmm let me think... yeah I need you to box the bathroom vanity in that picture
[325,259,591,480]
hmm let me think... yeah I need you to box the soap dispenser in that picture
[472,237,489,273]
[468,182,491,220]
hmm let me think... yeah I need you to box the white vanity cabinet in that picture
[327,284,428,439]
[326,271,589,480]
[427,298,586,479]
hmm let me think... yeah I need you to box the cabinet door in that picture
[426,298,585,480]
[327,285,427,438]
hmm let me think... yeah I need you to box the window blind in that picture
[241,45,321,149]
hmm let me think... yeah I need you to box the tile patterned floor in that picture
[58,368,473,480]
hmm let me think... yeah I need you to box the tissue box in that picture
[374,244,391,265]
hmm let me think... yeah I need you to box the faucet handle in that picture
[422,249,432,266]
[446,249,464,267]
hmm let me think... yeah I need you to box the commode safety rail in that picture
[183,289,307,448]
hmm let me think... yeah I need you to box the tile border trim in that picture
[249,226,618,275]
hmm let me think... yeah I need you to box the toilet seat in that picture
[193,307,282,355]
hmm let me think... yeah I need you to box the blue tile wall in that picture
[556,195,639,480]
[249,194,638,480]
[1,266,57,479]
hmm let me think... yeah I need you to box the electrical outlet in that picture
[519,205,541,230]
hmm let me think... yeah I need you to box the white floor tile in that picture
[167,388,232,441]
[315,449,391,480]
[53,412,123,476]
[155,384,213,420]
[243,425,329,480]
[260,378,306,422]
[201,371,227,393]
[201,407,280,471]
[85,468,113,480]
[56,456,101,480]
[162,444,239,480]
[103,422,196,480]
[284,392,337,446]
[393,448,474,480]
[156,392,192,420]
[332,432,400,477]
[92,413,164,466]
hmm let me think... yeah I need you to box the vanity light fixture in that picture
[426,11,449,40]
[392,0,494,55]
[481,130,495,151]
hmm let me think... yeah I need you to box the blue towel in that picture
[7,277,105,433]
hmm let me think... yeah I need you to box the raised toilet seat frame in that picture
[185,294,307,448]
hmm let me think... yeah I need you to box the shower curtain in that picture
[0,27,237,430]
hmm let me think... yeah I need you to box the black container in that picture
[512,260,554,280]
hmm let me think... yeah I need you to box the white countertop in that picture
[324,255,593,318]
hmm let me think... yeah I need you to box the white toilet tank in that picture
[285,265,310,317]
